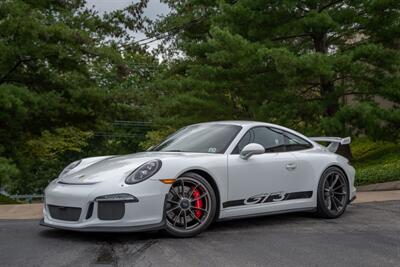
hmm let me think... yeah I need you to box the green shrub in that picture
[0,194,20,204]
[351,138,400,185]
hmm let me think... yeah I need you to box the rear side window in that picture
[281,131,312,151]
[233,127,313,154]
[234,127,285,153]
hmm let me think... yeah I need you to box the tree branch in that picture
[272,33,311,41]
[0,57,34,85]
[318,0,344,13]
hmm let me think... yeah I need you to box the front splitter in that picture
[39,218,165,233]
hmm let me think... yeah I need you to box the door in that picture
[224,127,311,217]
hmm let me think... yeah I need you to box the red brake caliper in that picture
[192,187,203,218]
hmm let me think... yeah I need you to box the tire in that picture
[316,166,349,219]
[164,172,217,238]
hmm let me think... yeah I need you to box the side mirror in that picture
[240,143,265,160]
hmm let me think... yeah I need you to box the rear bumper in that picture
[349,185,357,204]
[348,195,356,204]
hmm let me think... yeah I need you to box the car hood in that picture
[58,152,217,184]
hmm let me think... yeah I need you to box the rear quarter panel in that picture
[292,148,356,203]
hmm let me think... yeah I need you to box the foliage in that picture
[0,157,19,191]
[0,0,157,193]
[0,0,399,193]
[151,0,400,138]
[139,126,177,150]
[0,194,20,204]
[26,127,93,159]
[352,138,400,185]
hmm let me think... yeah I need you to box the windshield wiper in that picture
[162,149,185,152]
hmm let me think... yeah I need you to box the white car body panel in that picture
[42,121,356,232]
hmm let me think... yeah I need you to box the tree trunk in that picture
[313,34,339,117]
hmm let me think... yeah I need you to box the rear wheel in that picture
[164,172,217,237]
[317,166,349,218]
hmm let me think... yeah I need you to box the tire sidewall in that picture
[164,172,217,237]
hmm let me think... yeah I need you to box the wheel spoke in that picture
[174,210,183,226]
[188,209,202,223]
[170,188,181,200]
[180,179,185,197]
[183,210,187,229]
[333,192,347,196]
[191,206,208,214]
[333,184,344,191]
[333,195,342,207]
[167,199,179,205]
[191,192,208,202]
[326,196,331,210]
[188,183,200,199]
[331,196,338,211]
[167,206,180,213]
[331,175,339,188]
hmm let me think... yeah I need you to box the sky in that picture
[85,0,169,18]
[85,0,169,42]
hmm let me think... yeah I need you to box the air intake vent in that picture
[86,202,94,219]
[48,205,81,221]
[97,201,125,220]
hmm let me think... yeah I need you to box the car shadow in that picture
[38,211,317,243]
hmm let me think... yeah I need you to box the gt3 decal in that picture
[223,191,313,208]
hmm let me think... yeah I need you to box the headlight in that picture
[59,160,82,177]
[125,159,162,184]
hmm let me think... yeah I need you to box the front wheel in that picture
[316,166,349,218]
[164,172,217,237]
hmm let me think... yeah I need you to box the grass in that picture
[351,138,400,186]
[0,194,20,204]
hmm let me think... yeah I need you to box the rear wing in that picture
[309,137,351,153]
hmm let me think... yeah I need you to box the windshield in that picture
[151,124,242,154]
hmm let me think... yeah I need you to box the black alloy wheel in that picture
[165,172,216,237]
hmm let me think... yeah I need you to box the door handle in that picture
[286,162,297,171]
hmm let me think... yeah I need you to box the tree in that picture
[150,0,400,140]
[0,0,157,193]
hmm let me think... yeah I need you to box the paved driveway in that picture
[0,201,399,267]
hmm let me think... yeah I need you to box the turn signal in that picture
[159,179,176,184]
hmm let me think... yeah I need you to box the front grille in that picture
[97,201,125,220]
[48,205,81,221]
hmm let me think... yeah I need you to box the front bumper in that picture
[41,179,170,232]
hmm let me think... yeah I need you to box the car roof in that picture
[193,120,314,144]
[194,120,279,127]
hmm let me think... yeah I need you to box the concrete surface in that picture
[357,180,400,192]
[0,201,399,267]
[0,203,43,219]
[354,190,400,203]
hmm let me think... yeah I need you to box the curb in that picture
[357,181,400,192]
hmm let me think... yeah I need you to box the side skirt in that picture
[217,207,316,222]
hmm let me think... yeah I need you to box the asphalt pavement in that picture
[0,201,399,267]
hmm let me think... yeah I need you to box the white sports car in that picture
[41,121,356,237]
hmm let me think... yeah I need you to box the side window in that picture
[282,131,312,151]
[234,127,285,153]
